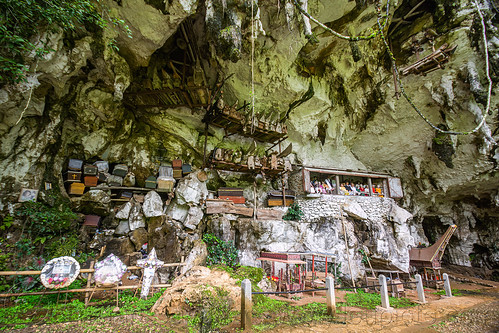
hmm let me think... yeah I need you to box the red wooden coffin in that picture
[172,159,182,168]
[219,196,245,204]
[84,176,98,187]
[83,215,100,227]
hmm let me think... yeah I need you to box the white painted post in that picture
[378,274,391,310]
[241,279,252,330]
[326,276,336,316]
[415,274,426,303]
[443,273,452,297]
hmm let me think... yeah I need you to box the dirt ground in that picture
[6,272,499,332]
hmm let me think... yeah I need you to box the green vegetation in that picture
[252,297,335,331]
[339,290,417,309]
[283,203,304,221]
[203,233,239,268]
[434,289,463,296]
[0,288,165,330]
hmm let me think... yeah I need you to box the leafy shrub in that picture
[283,203,304,221]
[202,234,239,268]
[16,201,78,236]
[188,287,235,333]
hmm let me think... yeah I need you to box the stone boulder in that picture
[183,206,204,230]
[151,266,239,315]
[102,237,135,258]
[180,239,207,275]
[74,189,112,216]
[115,220,131,235]
[143,191,164,217]
[129,202,145,230]
[130,227,148,251]
[116,201,132,219]
[175,172,208,206]
[343,200,368,220]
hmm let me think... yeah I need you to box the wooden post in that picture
[415,274,426,303]
[367,178,373,196]
[443,273,452,297]
[378,274,391,310]
[326,276,336,316]
[241,279,252,330]
[335,175,340,195]
[84,260,95,307]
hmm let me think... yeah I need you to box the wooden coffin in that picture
[69,182,85,195]
[205,199,253,216]
[181,164,192,174]
[93,161,109,173]
[107,175,123,187]
[84,176,98,187]
[218,187,244,197]
[66,171,82,182]
[83,164,98,175]
[83,215,100,227]
[219,196,245,204]
[112,164,128,177]
[260,252,301,261]
[68,159,83,171]
[145,176,157,189]
[158,166,173,178]
[173,169,182,179]
[157,178,175,191]
[268,198,294,207]
[120,191,133,199]
[98,172,110,183]
[172,159,182,168]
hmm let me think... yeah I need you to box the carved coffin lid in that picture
[83,164,98,175]
[218,187,244,197]
[66,171,82,181]
[68,159,83,171]
[112,164,128,177]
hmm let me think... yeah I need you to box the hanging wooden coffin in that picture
[83,164,98,176]
[173,169,182,179]
[93,161,109,173]
[218,187,244,197]
[145,176,157,189]
[84,176,98,187]
[112,164,128,177]
[107,175,123,187]
[69,182,85,195]
[172,159,182,168]
[98,172,110,183]
[68,159,83,171]
[66,171,82,182]
[181,164,192,175]
[120,191,133,199]
[219,196,246,204]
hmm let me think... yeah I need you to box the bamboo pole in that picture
[340,206,357,292]
[0,262,186,276]
[0,284,172,298]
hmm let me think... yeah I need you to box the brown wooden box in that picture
[157,178,174,191]
[84,176,98,187]
[66,171,82,182]
[83,164,98,175]
[218,187,244,197]
[173,169,182,179]
[69,182,85,195]
[219,196,245,204]
[267,198,294,207]
[83,215,100,227]
[172,159,182,168]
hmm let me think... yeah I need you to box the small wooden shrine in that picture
[257,252,307,293]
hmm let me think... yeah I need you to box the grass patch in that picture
[338,290,417,309]
[0,289,165,330]
[434,289,463,296]
[252,297,335,331]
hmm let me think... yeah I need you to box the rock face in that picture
[0,0,497,277]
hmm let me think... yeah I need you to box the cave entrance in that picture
[123,19,212,109]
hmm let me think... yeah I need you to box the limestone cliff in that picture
[0,0,497,279]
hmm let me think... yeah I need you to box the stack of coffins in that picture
[157,165,175,191]
[218,187,245,204]
[267,190,295,207]
[172,159,182,179]
[109,164,127,186]
[67,159,85,195]
[83,164,98,186]
[94,161,110,183]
